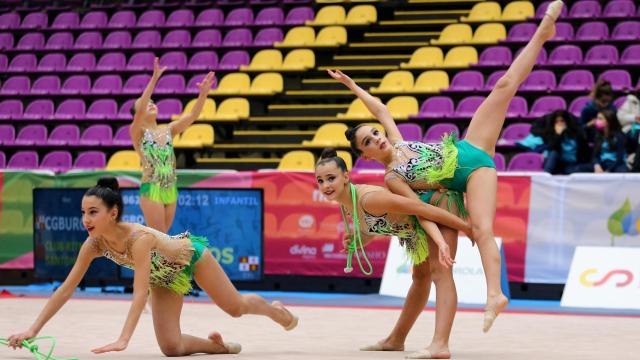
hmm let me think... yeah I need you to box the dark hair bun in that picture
[320,148,338,160]
[97,176,120,193]
[345,127,356,141]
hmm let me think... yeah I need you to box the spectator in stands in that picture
[580,80,616,138]
[592,109,627,173]
[626,127,640,172]
[617,89,640,133]
[542,110,592,174]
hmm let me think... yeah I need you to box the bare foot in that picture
[538,0,563,41]
[360,338,404,351]
[405,346,451,359]
[208,331,241,354]
[272,301,298,330]
[483,293,509,333]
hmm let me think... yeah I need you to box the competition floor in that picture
[1,290,638,360]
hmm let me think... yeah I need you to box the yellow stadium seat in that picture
[336,98,376,119]
[279,49,315,71]
[443,46,478,67]
[387,96,418,120]
[413,70,449,93]
[171,98,216,121]
[461,1,501,22]
[275,26,315,47]
[174,124,214,148]
[431,24,472,45]
[302,123,349,147]
[345,5,377,24]
[501,1,534,20]
[370,71,414,94]
[107,150,141,170]
[307,6,346,25]
[240,49,282,71]
[470,23,506,44]
[336,150,352,170]
[278,150,315,171]
[249,72,283,94]
[314,26,347,46]
[400,47,444,69]
[209,73,250,94]
[212,98,249,121]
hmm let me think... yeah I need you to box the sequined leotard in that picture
[137,127,178,204]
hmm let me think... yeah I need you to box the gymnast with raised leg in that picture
[328,0,564,340]
[7,177,298,356]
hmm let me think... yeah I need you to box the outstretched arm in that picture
[7,240,98,349]
[133,57,166,124]
[169,71,215,137]
[327,69,403,144]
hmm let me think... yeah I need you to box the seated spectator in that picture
[541,110,592,174]
[592,109,627,173]
[617,89,640,133]
[581,80,616,140]
[625,118,640,172]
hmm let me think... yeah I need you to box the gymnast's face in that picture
[81,195,118,236]
[354,125,390,161]
[315,161,349,201]
[134,98,158,117]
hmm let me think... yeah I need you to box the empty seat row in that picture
[1,150,106,171]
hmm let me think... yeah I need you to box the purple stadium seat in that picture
[0,100,23,120]
[155,74,185,94]
[47,125,80,145]
[528,96,566,118]
[127,52,155,70]
[508,152,544,171]
[254,27,283,47]
[118,99,136,120]
[80,11,108,28]
[86,99,118,119]
[611,21,640,41]
[23,100,54,120]
[188,51,219,70]
[423,123,459,143]
[397,123,422,142]
[96,52,125,71]
[515,47,547,65]
[80,125,112,145]
[37,53,66,71]
[569,96,590,117]
[0,125,15,145]
[223,28,253,47]
[255,7,285,25]
[499,123,531,146]
[136,9,164,27]
[8,53,37,71]
[132,30,161,48]
[520,70,556,91]
[40,151,72,172]
[162,30,191,48]
[535,1,568,19]
[448,70,484,91]
[66,53,95,71]
[620,45,640,65]
[493,152,506,171]
[598,70,632,91]
[16,32,44,50]
[603,0,636,17]
[552,22,574,41]
[113,125,132,146]
[218,50,250,70]
[74,151,107,169]
[507,96,528,118]
[74,31,102,49]
[285,7,314,25]
[575,22,609,41]
[156,99,183,121]
[122,74,151,94]
[103,31,131,49]
[353,158,384,171]
[195,9,224,26]
[7,151,39,169]
[584,45,619,65]
[91,75,122,95]
[557,70,594,91]
[0,13,21,29]
[478,46,511,66]
[20,12,48,29]
[416,96,454,118]
[192,29,222,47]
[44,31,72,50]
[507,23,536,42]
[54,99,85,120]
[547,45,582,65]
[159,51,187,70]
[30,75,60,95]
[61,75,91,95]
[614,96,627,109]
[0,32,14,49]
[165,9,194,27]
[454,96,485,118]
[569,0,601,18]
[225,8,254,26]
[51,11,79,29]
[186,74,211,94]
[0,54,5,71]
[1,76,30,95]
[15,124,47,145]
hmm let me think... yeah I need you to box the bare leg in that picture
[464,0,563,156]
[140,196,166,231]
[163,202,177,233]
[150,287,238,356]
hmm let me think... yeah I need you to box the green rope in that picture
[340,183,373,276]
[0,336,78,360]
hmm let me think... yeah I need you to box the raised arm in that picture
[327,69,403,144]
[7,240,98,349]
[169,71,215,137]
